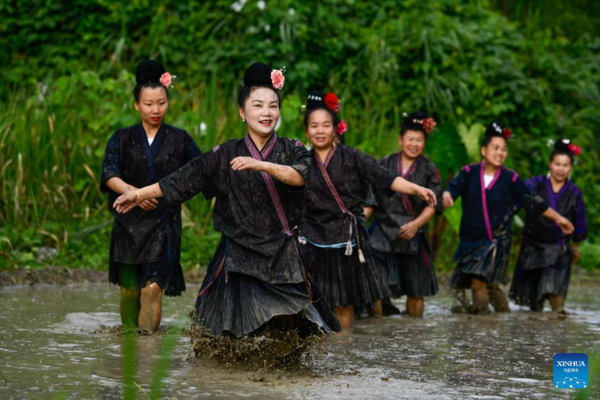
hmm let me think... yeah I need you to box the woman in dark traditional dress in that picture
[509,138,587,313]
[365,111,443,318]
[100,60,201,332]
[298,92,438,328]
[113,63,340,338]
[442,122,574,314]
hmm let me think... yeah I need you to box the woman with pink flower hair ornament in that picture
[100,60,201,332]
[364,111,444,318]
[297,92,438,329]
[442,122,575,315]
[509,138,587,314]
[113,63,340,338]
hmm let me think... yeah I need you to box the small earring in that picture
[568,171,572,181]
[243,119,246,123]
[547,170,551,179]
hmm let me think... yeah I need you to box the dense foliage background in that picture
[1,0,598,270]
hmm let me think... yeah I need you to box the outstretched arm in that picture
[542,207,574,235]
[106,177,158,211]
[113,183,163,213]
[230,157,305,186]
[390,176,437,208]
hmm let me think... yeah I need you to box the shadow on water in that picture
[0,278,599,399]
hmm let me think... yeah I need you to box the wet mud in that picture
[1,277,599,398]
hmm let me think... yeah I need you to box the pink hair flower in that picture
[271,68,285,90]
[335,119,347,135]
[159,72,172,88]
[568,143,582,156]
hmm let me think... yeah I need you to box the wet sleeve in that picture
[354,148,397,193]
[445,168,469,200]
[159,150,218,206]
[573,189,588,242]
[427,162,444,215]
[284,140,311,191]
[100,132,121,193]
[512,177,548,216]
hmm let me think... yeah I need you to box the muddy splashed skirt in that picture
[371,236,438,298]
[193,241,340,338]
[300,229,391,308]
[509,245,572,309]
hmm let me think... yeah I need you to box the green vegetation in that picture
[1,0,598,271]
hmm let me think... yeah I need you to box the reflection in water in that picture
[0,280,598,398]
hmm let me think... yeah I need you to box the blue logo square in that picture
[553,353,588,389]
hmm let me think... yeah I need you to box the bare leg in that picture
[406,297,424,318]
[487,283,511,313]
[471,278,490,315]
[549,295,566,314]
[368,300,383,317]
[138,281,163,332]
[334,306,354,329]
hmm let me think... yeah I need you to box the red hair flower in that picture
[422,118,436,134]
[335,119,347,135]
[503,128,512,140]
[324,93,341,113]
[568,143,582,156]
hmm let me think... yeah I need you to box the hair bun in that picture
[306,91,326,109]
[135,60,166,84]
[554,138,571,152]
[243,62,273,86]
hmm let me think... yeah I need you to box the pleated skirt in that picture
[300,229,391,308]
[509,246,572,309]
[193,240,340,338]
[450,243,510,289]
[371,237,438,298]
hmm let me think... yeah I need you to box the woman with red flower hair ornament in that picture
[298,92,437,329]
[113,63,341,338]
[364,111,444,318]
[442,121,575,315]
[509,138,587,314]
[100,60,201,332]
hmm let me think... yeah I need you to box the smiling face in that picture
[399,130,426,160]
[134,86,169,129]
[549,154,573,183]
[481,136,508,168]
[306,109,336,151]
[239,87,280,138]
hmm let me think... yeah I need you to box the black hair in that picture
[238,62,281,108]
[400,111,428,137]
[133,60,168,102]
[481,121,508,147]
[550,138,575,163]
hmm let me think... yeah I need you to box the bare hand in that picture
[443,191,454,208]
[556,217,574,235]
[139,198,159,211]
[230,157,265,172]
[398,221,419,240]
[415,186,437,208]
[113,191,140,214]
[572,243,580,264]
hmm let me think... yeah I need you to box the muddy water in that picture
[1,279,599,399]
